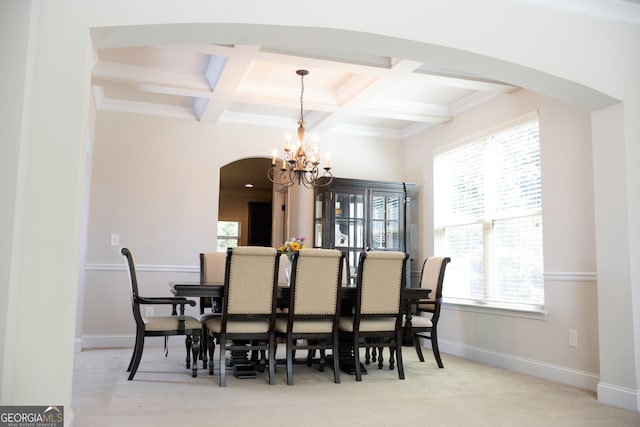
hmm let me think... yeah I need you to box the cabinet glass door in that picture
[370,192,401,251]
[335,191,364,283]
[314,192,324,248]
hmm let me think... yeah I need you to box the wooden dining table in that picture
[170,282,431,377]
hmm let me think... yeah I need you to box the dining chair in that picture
[120,247,202,380]
[204,246,281,386]
[199,252,226,368]
[408,256,451,368]
[275,249,345,385]
[339,251,409,381]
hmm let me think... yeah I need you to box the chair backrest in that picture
[356,251,408,318]
[121,247,144,327]
[417,256,451,313]
[341,255,351,286]
[223,246,280,316]
[199,252,227,313]
[289,249,344,316]
[200,252,227,283]
[277,256,291,285]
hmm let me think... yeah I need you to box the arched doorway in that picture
[218,157,286,248]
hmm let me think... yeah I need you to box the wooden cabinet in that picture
[313,178,415,285]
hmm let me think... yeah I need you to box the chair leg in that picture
[377,346,384,369]
[332,330,341,384]
[395,331,405,380]
[268,333,276,385]
[191,333,200,377]
[201,324,208,368]
[286,335,294,385]
[208,334,216,375]
[126,333,138,372]
[353,333,362,381]
[219,334,226,387]
[413,332,425,362]
[185,335,192,369]
[431,328,444,368]
[128,333,145,380]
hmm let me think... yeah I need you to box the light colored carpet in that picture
[72,343,640,426]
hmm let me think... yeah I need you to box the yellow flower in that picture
[290,242,301,251]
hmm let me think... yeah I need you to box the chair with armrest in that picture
[120,247,202,380]
[275,249,345,385]
[204,246,281,386]
[339,251,409,381]
[409,256,451,368]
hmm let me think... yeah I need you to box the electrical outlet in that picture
[145,307,154,317]
[110,233,120,246]
[569,329,578,347]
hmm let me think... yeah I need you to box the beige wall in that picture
[406,88,599,386]
[3,1,640,422]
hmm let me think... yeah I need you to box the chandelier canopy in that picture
[268,70,333,189]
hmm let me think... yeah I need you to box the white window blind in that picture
[434,117,543,308]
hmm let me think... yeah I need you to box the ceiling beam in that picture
[196,45,261,123]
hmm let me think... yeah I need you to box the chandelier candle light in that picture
[268,69,333,189]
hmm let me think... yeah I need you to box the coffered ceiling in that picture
[91,44,518,141]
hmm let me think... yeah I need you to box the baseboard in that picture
[430,338,600,392]
[597,382,639,411]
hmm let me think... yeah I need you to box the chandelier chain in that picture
[299,72,305,123]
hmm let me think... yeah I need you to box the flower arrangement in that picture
[279,236,305,262]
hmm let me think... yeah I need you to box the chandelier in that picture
[268,69,333,189]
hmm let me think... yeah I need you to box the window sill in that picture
[442,298,547,320]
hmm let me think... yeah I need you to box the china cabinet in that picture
[313,178,415,285]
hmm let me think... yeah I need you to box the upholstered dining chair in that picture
[204,246,281,386]
[408,256,451,368]
[339,251,409,381]
[275,249,345,385]
[120,247,202,380]
[198,252,226,368]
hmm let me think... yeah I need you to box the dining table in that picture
[170,282,431,377]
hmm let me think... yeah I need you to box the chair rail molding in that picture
[85,263,199,274]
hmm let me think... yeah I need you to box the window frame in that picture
[216,220,241,252]
[433,112,545,315]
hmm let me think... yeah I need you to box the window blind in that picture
[434,118,543,307]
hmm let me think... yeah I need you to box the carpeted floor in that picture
[72,343,640,426]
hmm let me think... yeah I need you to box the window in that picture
[217,221,240,252]
[434,116,544,309]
